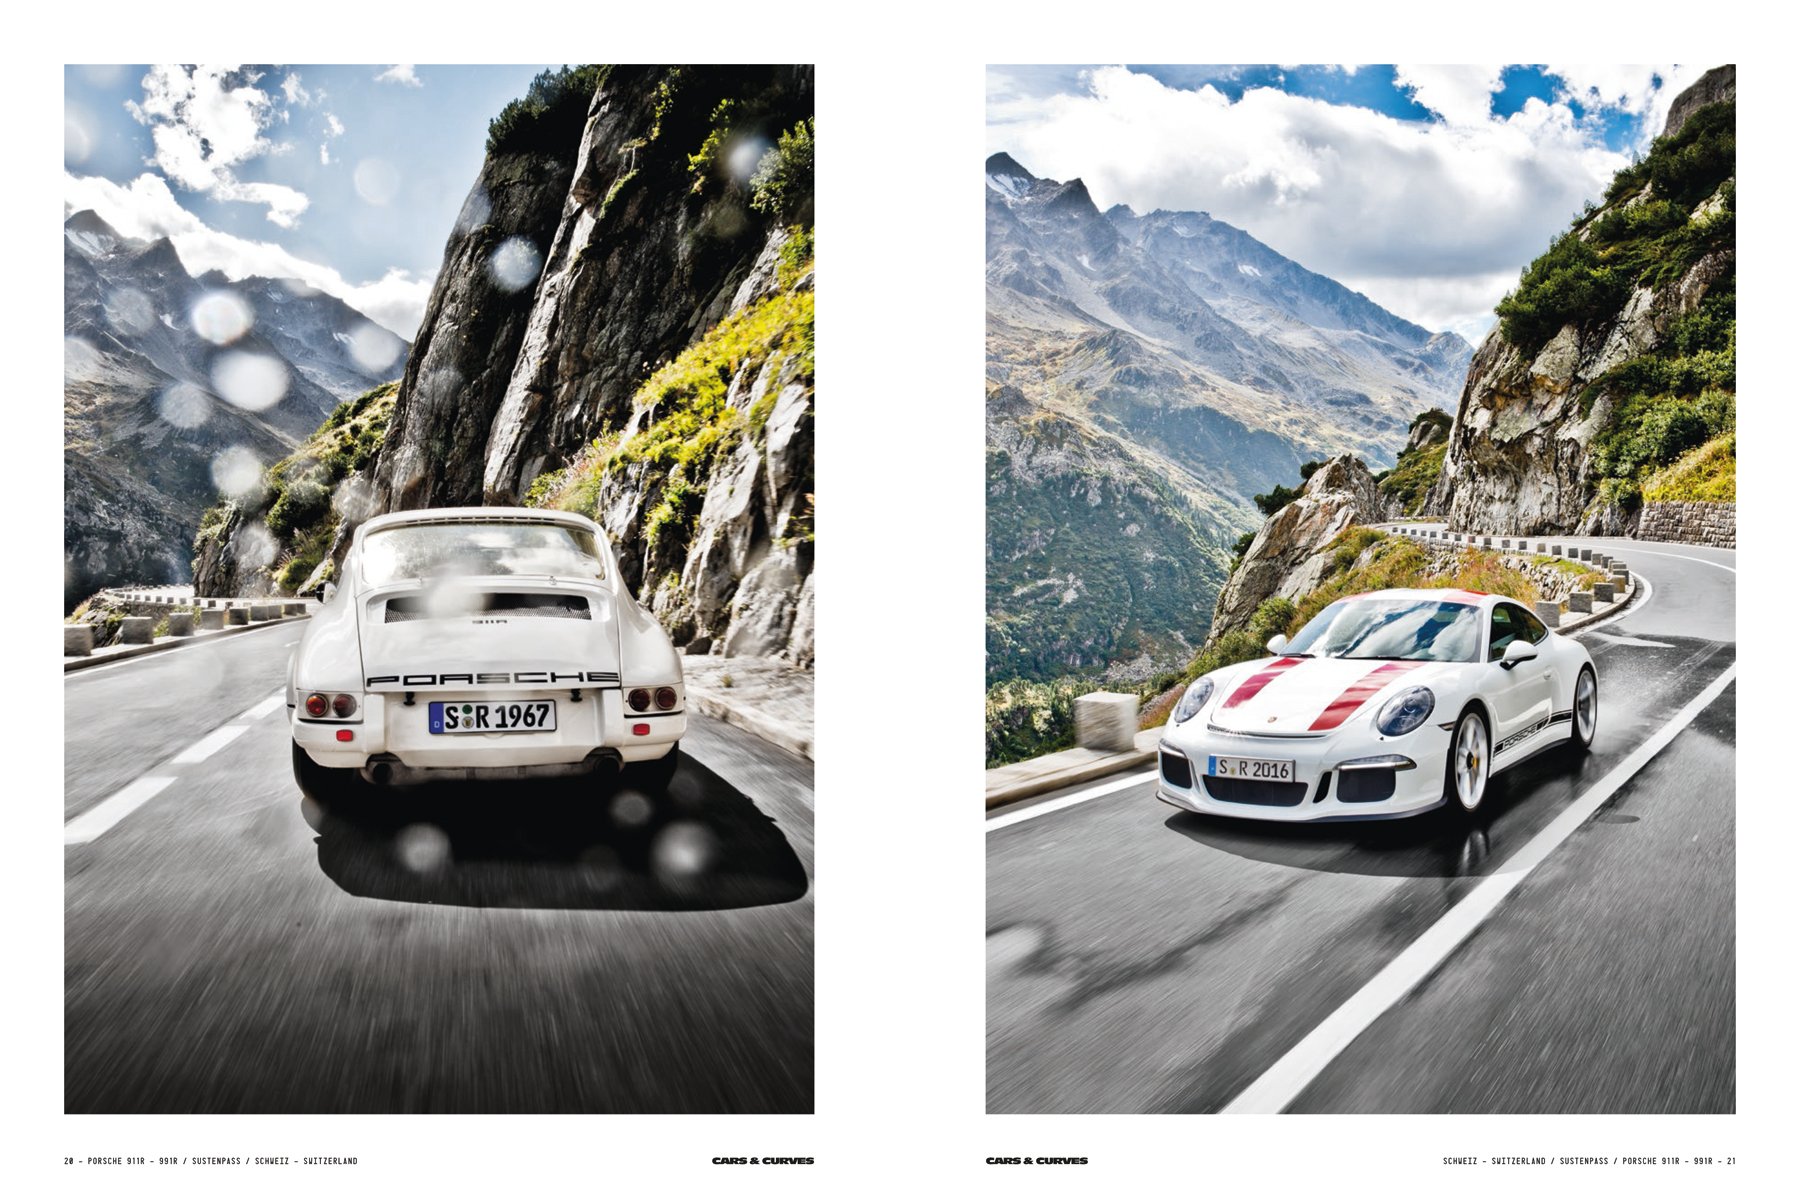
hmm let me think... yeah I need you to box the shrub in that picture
[749,118,813,218]
[487,65,609,156]
[1252,483,1300,515]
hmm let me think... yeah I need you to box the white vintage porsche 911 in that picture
[1157,588,1598,821]
[288,507,685,810]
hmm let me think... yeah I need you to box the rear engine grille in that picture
[386,593,590,622]
[1337,768,1397,803]
[1201,775,1308,807]
[1160,749,1193,790]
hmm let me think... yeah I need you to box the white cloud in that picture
[281,71,312,106]
[1544,64,1710,149]
[65,170,432,338]
[125,64,309,227]
[1392,64,1506,127]
[320,144,331,165]
[987,65,1643,336]
[375,64,422,88]
[324,112,345,137]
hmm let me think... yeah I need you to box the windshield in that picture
[360,522,607,587]
[1283,597,1481,663]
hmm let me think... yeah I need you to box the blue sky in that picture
[65,64,555,336]
[988,64,1710,340]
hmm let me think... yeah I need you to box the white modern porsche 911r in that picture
[1157,588,1598,821]
[288,507,685,810]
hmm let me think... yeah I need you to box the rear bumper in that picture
[292,687,684,771]
[1154,724,1450,822]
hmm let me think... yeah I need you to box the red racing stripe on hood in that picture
[1220,657,1306,710]
[1308,661,1424,731]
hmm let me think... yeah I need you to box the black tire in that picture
[1442,707,1491,820]
[1569,665,1598,755]
[622,743,680,794]
[292,741,368,826]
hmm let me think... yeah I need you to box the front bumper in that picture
[292,687,685,773]
[1155,720,1451,822]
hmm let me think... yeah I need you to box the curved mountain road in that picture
[987,533,1734,1113]
[65,622,813,1113]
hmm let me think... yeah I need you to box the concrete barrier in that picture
[1595,553,1611,570]
[1536,542,1547,553]
[1482,537,1493,548]
[1593,581,1615,603]
[283,602,305,616]
[1568,591,1593,614]
[120,616,155,644]
[207,599,217,608]
[64,624,95,656]
[1533,600,1561,629]
[226,608,248,626]
[201,609,226,630]
[1578,548,1592,562]
[167,612,194,637]
[1075,692,1139,753]
[1612,571,1630,591]
[1500,538,1510,549]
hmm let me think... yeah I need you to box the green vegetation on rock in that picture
[487,65,610,156]
[1496,101,1734,356]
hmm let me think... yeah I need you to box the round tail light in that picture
[332,693,358,718]
[628,688,651,711]
[304,693,329,718]
[654,686,677,710]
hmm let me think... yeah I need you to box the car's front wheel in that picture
[1444,708,1491,817]
[1570,665,1598,754]
[292,741,368,829]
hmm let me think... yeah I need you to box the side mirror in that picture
[321,582,338,605]
[1500,639,1537,668]
[1266,633,1289,654]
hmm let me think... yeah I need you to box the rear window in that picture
[361,522,607,587]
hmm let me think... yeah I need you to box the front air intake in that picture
[1201,775,1308,807]
[1160,749,1193,790]
[385,593,590,622]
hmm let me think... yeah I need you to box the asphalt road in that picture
[65,622,814,1113]
[987,533,1735,1113]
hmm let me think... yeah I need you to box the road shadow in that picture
[308,752,808,911]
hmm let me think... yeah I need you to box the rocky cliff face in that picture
[1209,454,1389,634]
[196,65,815,664]
[1431,67,1735,535]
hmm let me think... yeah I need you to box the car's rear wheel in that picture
[623,743,680,794]
[1570,665,1598,754]
[1444,708,1490,817]
[292,741,368,829]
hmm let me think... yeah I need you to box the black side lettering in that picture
[439,673,473,685]
[515,672,547,684]
[403,674,435,686]
[476,673,509,685]
[367,676,399,686]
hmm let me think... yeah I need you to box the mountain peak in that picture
[985,151,1034,180]
[65,209,119,238]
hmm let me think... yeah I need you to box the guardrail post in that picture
[1074,692,1139,753]
[119,616,155,644]
[225,608,248,626]
[1568,591,1593,614]
[64,624,94,656]
[1578,548,1592,562]
[200,609,226,631]
[167,612,194,637]
[1592,582,1615,603]
[1533,601,1561,629]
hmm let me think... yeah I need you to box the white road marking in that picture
[986,770,1159,831]
[1589,631,1674,648]
[170,724,250,764]
[237,692,286,722]
[64,777,175,845]
[1221,660,1737,1114]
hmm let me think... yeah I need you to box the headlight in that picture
[1173,678,1215,724]
[1376,686,1435,736]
